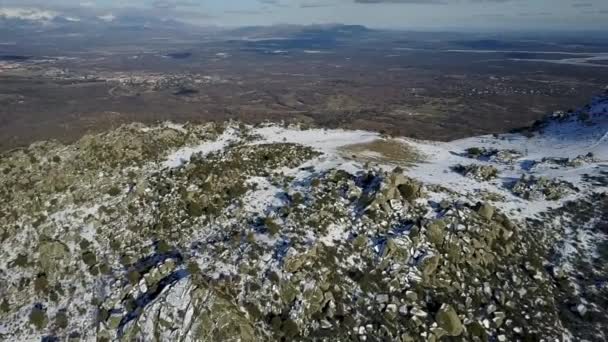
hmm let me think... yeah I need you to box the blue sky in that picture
[1,0,606,30]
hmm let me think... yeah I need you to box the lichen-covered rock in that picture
[464,147,522,164]
[477,202,495,220]
[397,179,422,202]
[426,220,446,246]
[534,153,597,170]
[420,254,440,277]
[384,238,410,260]
[37,241,69,273]
[435,304,463,336]
[0,120,604,342]
[511,175,577,200]
[451,163,499,181]
[365,169,423,214]
[193,295,257,342]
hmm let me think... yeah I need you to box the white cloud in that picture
[0,7,58,21]
[0,0,606,30]
[98,13,116,22]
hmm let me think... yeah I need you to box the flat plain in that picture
[1,25,607,150]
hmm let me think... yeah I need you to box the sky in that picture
[0,0,606,30]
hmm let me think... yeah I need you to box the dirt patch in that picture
[339,139,423,166]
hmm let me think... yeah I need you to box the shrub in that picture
[29,305,47,330]
[107,186,122,197]
[81,251,97,266]
[264,218,281,236]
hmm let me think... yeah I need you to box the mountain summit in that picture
[0,96,606,341]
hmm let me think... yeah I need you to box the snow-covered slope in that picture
[0,97,606,341]
[214,96,606,220]
[404,96,608,218]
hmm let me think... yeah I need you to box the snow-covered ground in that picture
[407,99,606,215]
[157,96,607,220]
[162,126,239,168]
[176,98,602,220]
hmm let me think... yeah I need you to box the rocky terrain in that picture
[0,96,607,341]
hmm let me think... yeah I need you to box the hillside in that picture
[0,96,607,341]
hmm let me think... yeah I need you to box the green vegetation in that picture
[264,217,280,236]
[186,200,203,217]
[466,147,483,157]
[12,254,28,267]
[127,270,141,285]
[79,239,91,250]
[81,251,97,267]
[157,240,172,253]
[34,273,48,293]
[55,310,69,329]
[107,186,122,197]
[29,306,47,330]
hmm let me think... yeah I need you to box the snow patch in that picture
[162,127,238,168]
[242,177,286,216]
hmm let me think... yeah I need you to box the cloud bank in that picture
[0,0,605,30]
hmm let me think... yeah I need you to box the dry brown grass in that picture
[339,139,423,167]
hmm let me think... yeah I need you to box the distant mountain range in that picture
[0,7,375,36]
[224,24,373,39]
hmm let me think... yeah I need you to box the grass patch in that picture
[339,139,423,167]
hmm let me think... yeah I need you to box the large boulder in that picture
[192,296,257,342]
[451,164,498,181]
[366,170,423,214]
[426,220,446,246]
[420,254,440,277]
[37,240,69,273]
[477,202,495,220]
[435,304,463,336]
[397,181,422,202]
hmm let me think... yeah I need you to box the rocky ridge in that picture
[0,96,607,341]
